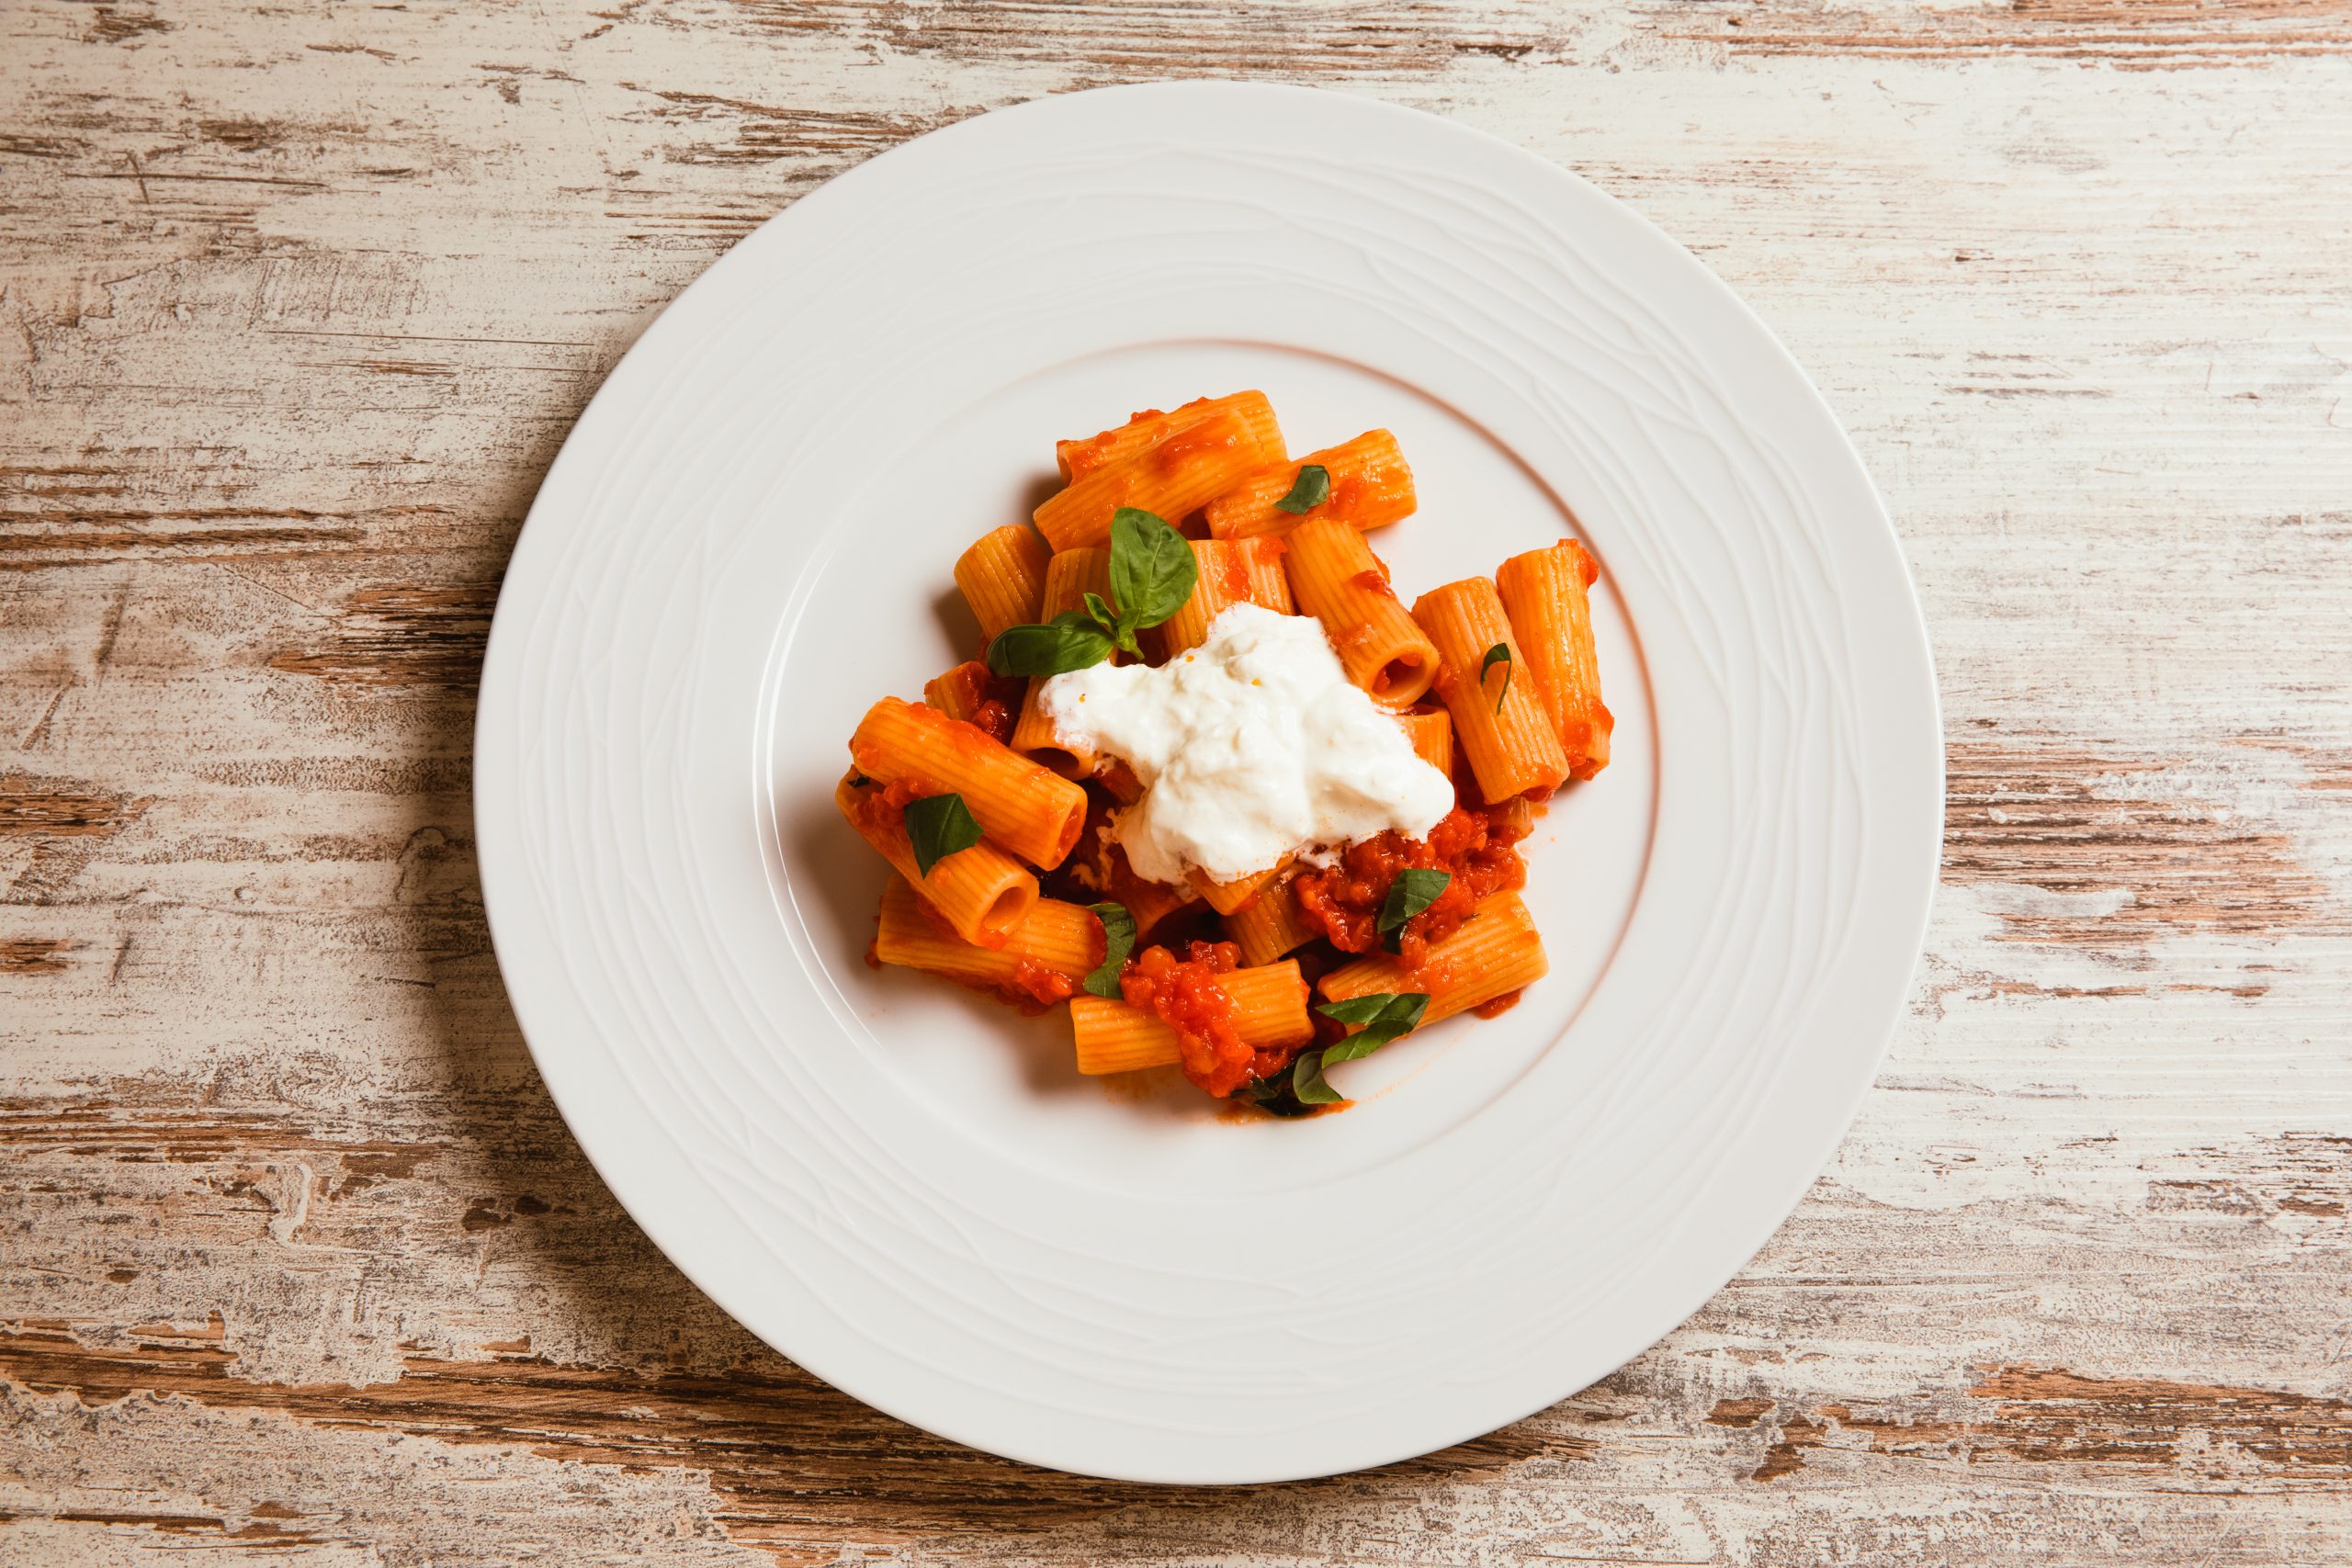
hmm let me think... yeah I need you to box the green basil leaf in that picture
[1481,642,1512,714]
[1273,463,1331,514]
[1320,992,1430,1063]
[1235,1071,1314,1117]
[1316,994,1395,1025]
[1291,1048,1343,1104]
[1084,590,1140,656]
[1377,867,1452,952]
[985,613,1114,678]
[1081,901,1136,998]
[903,792,983,879]
[1107,507,1197,633]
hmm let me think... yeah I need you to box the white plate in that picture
[476,82,1941,1483]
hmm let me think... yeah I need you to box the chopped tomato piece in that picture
[1118,941,1293,1099]
[1291,801,1528,967]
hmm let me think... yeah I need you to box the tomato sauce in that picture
[1290,801,1529,967]
[842,774,924,839]
[1010,956,1080,1010]
[1330,620,1377,663]
[1152,418,1238,476]
[1346,567,1396,600]
[1216,545,1252,601]
[1063,406,1166,481]
[930,665,1020,744]
[1118,940,1287,1099]
[1327,473,1373,524]
[1471,988,1523,1019]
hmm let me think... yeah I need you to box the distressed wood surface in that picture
[4,0,2350,1562]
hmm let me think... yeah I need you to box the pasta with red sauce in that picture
[844,392,1610,1112]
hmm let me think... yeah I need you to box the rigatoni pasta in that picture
[874,876,1102,1004]
[1204,429,1417,540]
[1190,858,1290,917]
[1034,402,1287,551]
[1411,576,1569,803]
[1056,391,1282,485]
[839,391,1610,1113]
[1396,705,1453,775]
[1010,547,1112,777]
[954,525,1051,641]
[1496,541,1613,781]
[1071,960,1311,1075]
[1283,517,1439,707]
[922,660,1015,738]
[1159,539,1256,659]
[1239,536,1294,614]
[836,773,1035,947]
[850,696,1088,869]
[1224,874,1316,967]
[1319,891,1548,1025]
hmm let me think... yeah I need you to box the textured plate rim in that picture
[476,81,1942,1483]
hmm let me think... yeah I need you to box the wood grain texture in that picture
[4,0,2349,1562]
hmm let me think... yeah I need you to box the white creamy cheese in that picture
[1038,602,1453,886]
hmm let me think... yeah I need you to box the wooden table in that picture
[6,2,2348,1562]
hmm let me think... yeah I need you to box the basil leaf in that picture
[1082,901,1136,998]
[1481,642,1512,714]
[1274,463,1330,514]
[1318,992,1430,1063]
[1236,1071,1314,1117]
[903,792,983,879]
[1107,507,1196,634]
[1292,1049,1343,1104]
[1316,994,1395,1025]
[1291,993,1430,1105]
[1377,867,1452,952]
[985,612,1113,678]
[1084,590,1140,656]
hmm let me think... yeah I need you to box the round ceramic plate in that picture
[476,82,1941,1483]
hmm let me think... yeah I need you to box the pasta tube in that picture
[922,660,1016,741]
[1035,406,1286,551]
[1283,517,1439,707]
[1108,863,1197,936]
[1241,536,1294,613]
[1225,874,1316,968]
[835,773,1035,947]
[1009,547,1112,778]
[1096,759,1144,805]
[1158,538,1292,657]
[953,525,1051,641]
[874,876,1102,998]
[1496,540,1613,781]
[1159,539,1247,660]
[924,662,987,726]
[1189,858,1290,917]
[1070,961,1312,1075]
[1204,429,1417,540]
[851,697,1087,869]
[1319,891,1546,1025]
[1054,390,1283,485]
[1395,705,1453,775]
[1412,577,1569,802]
